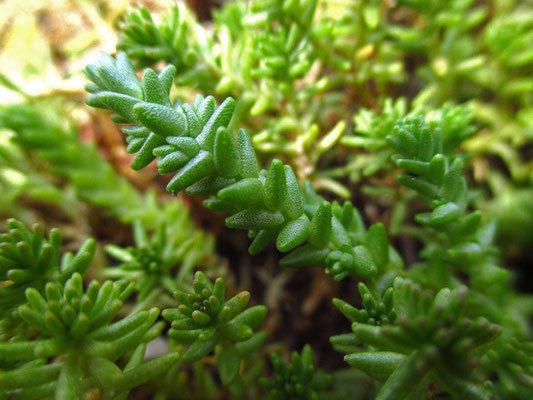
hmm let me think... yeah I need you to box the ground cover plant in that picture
[0,0,532,399]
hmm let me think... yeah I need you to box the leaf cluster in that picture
[163,271,267,395]
[0,223,180,400]
[259,345,341,400]
[0,219,94,313]
[85,52,400,282]
[0,220,268,399]
[337,278,501,400]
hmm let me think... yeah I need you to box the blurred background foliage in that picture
[0,0,532,398]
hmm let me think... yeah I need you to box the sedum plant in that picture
[0,219,95,314]
[0,220,182,400]
[162,271,267,395]
[0,100,215,307]
[1,0,532,399]
[0,100,214,258]
[84,49,533,399]
[0,219,268,400]
[0,272,179,400]
[113,0,533,200]
[0,219,267,400]
[337,101,476,184]
[333,278,501,399]
[104,215,207,311]
[84,52,398,282]
[259,344,342,400]
[116,1,355,192]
